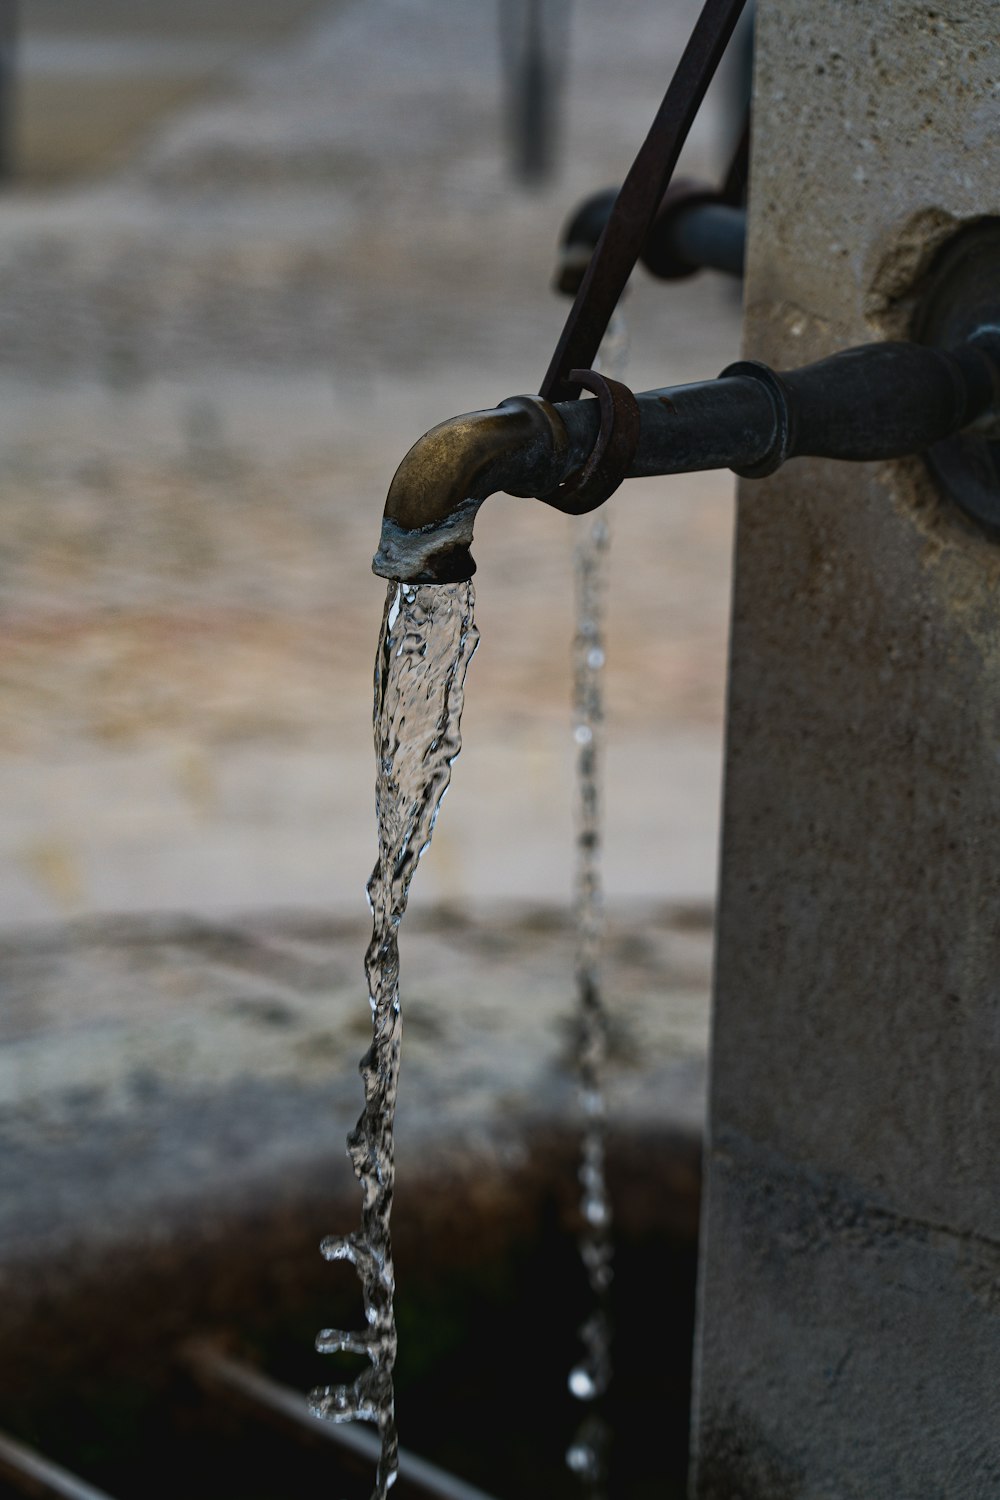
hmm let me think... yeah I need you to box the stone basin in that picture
[0,901,711,1498]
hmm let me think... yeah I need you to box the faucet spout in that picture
[373,395,571,583]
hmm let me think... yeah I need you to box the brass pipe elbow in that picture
[373,395,570,583]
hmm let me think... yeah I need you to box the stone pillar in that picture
[691,3,1000,1496]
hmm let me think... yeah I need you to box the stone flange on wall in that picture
[691,2,1000,1497]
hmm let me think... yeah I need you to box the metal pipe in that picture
[373,338,1000,584]
[181,1340,501,1500]
[0,1429,118,1500]
[555,191,746,295]
[374,394,570,583]
[666,201,745,277]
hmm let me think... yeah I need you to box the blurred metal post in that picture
[0,0,17,181]
[498,0,569,187]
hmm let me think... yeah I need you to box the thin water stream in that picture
[310,580,479,1499]
[565,312,627,1498]
[564,511,613,1495]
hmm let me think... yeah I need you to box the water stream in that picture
[564,511,613,1495]
[310,580,479,1499]
[564,312,627,1498]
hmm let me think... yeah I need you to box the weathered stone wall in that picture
[691,2,1000,1496]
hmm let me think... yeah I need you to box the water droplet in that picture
[584,1195,610,1227]
[574,724,593,745]
[581,1086,604,1118]
[569,1364,598,1400]
[566,1441,596,1475]
[587,647,605,670]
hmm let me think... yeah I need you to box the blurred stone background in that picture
[0,0,748,1318]
[0,0,744,927]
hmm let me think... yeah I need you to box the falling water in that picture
[565,312,628,1497]
[310,580,479,1500]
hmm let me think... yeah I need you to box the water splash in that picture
[565,310,627,1497]
[310,580,479,1500]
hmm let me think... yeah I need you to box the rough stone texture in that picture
[691,3,1000,1496]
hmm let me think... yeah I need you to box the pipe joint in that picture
[374,394,570,583]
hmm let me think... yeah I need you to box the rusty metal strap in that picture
[538,368,641,514]
[539,0,749,404]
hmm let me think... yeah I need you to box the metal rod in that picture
[181,1341,502,1500]
[539,0,748,402]
[0,1430,118,1500]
